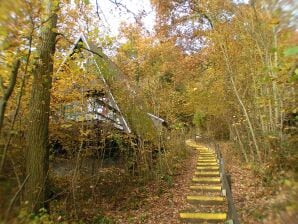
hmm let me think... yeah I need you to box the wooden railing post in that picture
[215,143,240,224]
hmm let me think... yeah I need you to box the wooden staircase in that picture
[180,140,238,223]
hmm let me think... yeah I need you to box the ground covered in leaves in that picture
[48,141,297,224]
[44,147,198,224]
[3,141,297,224]
[221,142,297,224]
[103,149,197,224]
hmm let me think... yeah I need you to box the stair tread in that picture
[190,185,221,191]
[197,162,218,166]
[195,171,220,176]
[192,177,221,182]
[179,212,227,221]
[195,171,219,174]
[197,166,219,170]
[198,159,217,162]
[197,164,219,167]
[187,195,225,201]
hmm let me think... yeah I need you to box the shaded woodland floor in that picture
[48,141,296,223]
[1,141,297,223]
[221,142,297,224]
[46,148,197,224]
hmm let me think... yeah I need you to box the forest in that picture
[0,0,297,223]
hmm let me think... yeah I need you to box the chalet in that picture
[53,33,167,134]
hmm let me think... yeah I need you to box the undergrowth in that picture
[2,130,191,223]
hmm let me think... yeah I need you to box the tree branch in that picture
[0,59,21,132]
[107,0,150,33]
[4,175,30,222]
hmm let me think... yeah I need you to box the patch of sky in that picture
[90,0,156,36]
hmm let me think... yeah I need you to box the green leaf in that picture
[290,69,298,82]
[284,46,298,57]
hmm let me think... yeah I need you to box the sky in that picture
[90,0,298,36]
[90,0,156,36]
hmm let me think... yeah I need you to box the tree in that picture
[149,0,297,164]
[25,0,59,212]
[0,59,20,132]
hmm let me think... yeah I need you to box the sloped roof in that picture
[56,33,169,133]
[56,33,131,133]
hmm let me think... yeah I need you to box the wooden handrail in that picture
[215,143,240,224]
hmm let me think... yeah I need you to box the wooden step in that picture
[198,156,216,158]
[185,140,201,148]
[192,177,221,183]
[197,164,219,167]
[179,212,227,222]
[198,159,217,162]
[197,162,218,166]
[187,195,225,204]
[197,166,219,171]
[199,153,216,156]
[197,160,219,166]
[198,158,217,161]
[190,185,221,191]
[195,171,220,176]
[199,153,215,156]
[199,157,216,159]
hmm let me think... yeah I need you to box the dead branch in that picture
[4,175,30,222]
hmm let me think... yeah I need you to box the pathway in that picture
[179,140,232,223]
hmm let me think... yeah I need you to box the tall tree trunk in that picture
[272,25,281,133]
[229,74,262,162]
[219,43,262,162]
[25,1,58,212]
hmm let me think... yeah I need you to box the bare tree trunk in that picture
[230,74,262,162]
[234,125,248,162]
[219,43,262,162]
[0,59,20,132]
[268,92,274,131]
[272,25,281,133]
[0,30,34,173]
[25,0,58,213]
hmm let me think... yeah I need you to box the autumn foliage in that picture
[0,0,297,223]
